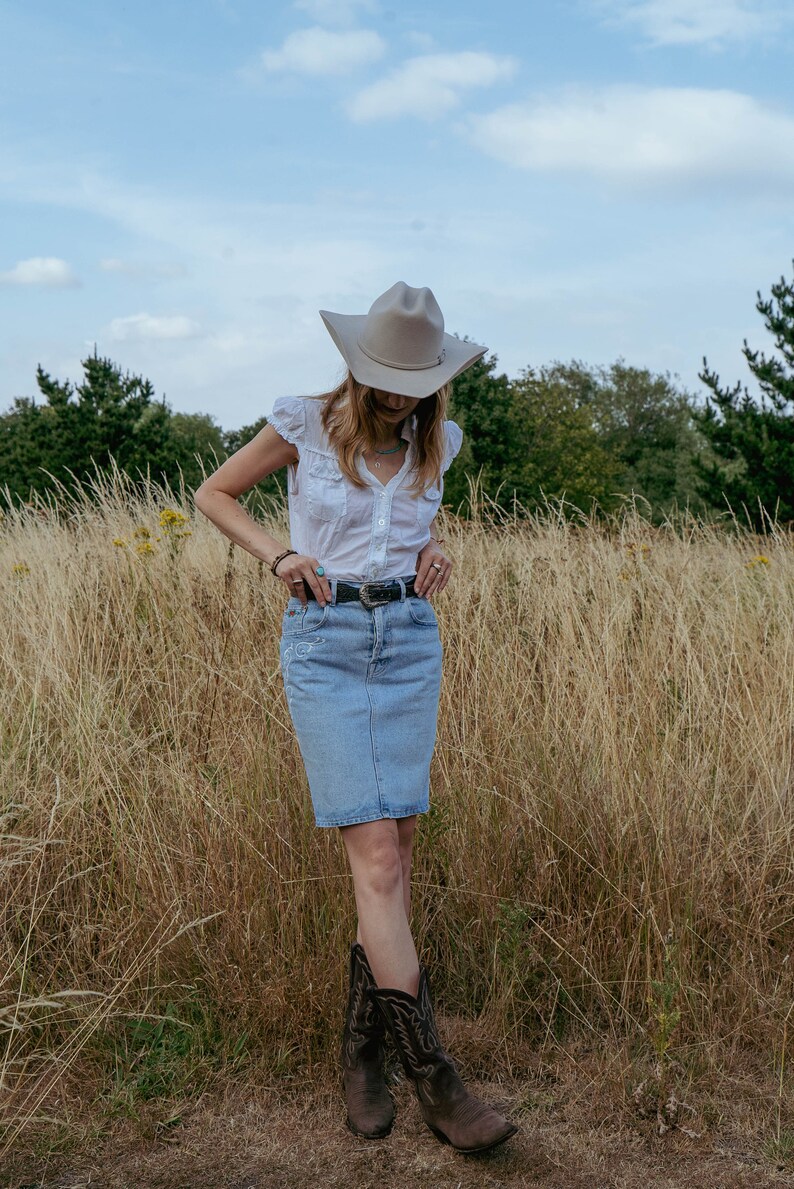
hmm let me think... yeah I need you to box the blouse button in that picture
[378,518,385,525]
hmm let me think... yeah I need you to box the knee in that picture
[358,836,403,899]
[397,821,416,873]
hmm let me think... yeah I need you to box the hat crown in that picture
[357,282,446,373]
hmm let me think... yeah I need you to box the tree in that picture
[171,412,227,491]
[446,355,709,521]
[587,361,707,521]
[0,352,294,507]
[445,352,524,512]
[509,363,622,515]
[0,351,181,502]
[694,263,794,529]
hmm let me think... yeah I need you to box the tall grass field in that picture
[1,472,792,1168]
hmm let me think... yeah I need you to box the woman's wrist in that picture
[270,548,297,576]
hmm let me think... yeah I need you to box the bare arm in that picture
[193,423,332,605]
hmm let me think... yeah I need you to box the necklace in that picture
[372,439,407,468]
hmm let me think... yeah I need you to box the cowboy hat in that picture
[319,281,487,399]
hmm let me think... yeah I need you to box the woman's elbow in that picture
[193,482,214,514]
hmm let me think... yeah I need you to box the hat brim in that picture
[319,310,487,399]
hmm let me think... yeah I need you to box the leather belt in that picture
[303,576,417,609]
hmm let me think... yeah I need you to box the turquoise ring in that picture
[315,565,325,577]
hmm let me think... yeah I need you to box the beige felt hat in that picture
[319,281,487,399]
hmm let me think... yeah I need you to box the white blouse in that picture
[268,395,463,583]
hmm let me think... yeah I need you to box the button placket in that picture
[368,484,392,579]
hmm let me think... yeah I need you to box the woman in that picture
[194,282,517,1154]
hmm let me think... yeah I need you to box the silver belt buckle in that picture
[359,581,391,609]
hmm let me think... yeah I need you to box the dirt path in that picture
[5,1079,792,1189]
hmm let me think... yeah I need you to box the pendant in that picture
[374,460,381,468]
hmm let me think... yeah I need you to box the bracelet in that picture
[271,548,297,576]
[430,536,446,546]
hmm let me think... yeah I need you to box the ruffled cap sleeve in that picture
[442,419,464,474]
[268,395,306,449]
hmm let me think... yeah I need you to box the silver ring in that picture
[291,578,303,584]
[431,562,443,572]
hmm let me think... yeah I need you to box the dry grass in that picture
[1,471,792,1181]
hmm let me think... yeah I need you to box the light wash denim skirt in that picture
[279,577,443,828]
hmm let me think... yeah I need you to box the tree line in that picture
[2,265,794,531]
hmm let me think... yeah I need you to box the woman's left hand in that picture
[415,540,452,598]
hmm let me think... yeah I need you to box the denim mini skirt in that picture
[279,577,443,828]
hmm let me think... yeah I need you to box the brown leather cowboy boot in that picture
[370,965,517,1154]
[341,943,395,1138]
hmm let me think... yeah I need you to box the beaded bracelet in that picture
[271,548,297,576]
[430,536,446,546]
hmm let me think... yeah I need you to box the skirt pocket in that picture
[407,596,439,627]
[282,597,330,636]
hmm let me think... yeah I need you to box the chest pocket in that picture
[306,453,348,522]
[415,484,442,528]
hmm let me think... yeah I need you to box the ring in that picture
[316,565,325,576]
[432,561,443,571]
[291,578,303,584]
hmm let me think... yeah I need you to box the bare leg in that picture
[341,817,419,995]
[355,814,416,941]
[396,814,417,921]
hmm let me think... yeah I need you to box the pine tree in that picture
[1,351,199,502]
[694,263,794,529]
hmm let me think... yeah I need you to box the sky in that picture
[1,0,793,430]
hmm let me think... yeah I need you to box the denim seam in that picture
[365,611,386,816]
[315,804,429,828]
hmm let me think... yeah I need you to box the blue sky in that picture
[2,0,793,428]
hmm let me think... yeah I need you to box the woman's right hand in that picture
[274,552,332,607]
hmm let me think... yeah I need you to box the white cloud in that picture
[467,86,794,188]
[294,0,377,25]
[346,52,517,122]
[262,26,385,76]
[594,0,790,47]
[108,313,202,342]
[0,256,79,287]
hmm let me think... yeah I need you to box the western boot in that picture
[370,965,518,1154]
[341,942,395,1138]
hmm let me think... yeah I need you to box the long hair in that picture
[318,372,450,494]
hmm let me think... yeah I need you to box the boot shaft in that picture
[369,966,451,1082]
[342,942,387,1066]
[341,943,395,1139]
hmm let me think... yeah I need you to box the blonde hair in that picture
[319,372,450,494]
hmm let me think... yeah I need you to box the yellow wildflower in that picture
[159,508,188,530]
[746,555,770,568]
[12,562,30,576]
[135,541,155,556]
[113,538,127,548]
[133,526,151,540]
